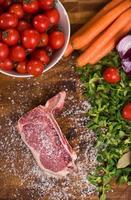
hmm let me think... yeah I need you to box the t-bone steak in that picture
[18,91,77,177]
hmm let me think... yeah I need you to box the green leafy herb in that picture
[76,51,131,199]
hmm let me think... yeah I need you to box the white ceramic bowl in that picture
[0,0,70,78]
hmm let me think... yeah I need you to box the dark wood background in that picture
[0,0,131,199]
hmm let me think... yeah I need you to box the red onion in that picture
[117,35,131,74]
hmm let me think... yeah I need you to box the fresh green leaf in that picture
[100,193,107,200]
[77,51,131,199]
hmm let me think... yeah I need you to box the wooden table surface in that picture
[0,0,131,200]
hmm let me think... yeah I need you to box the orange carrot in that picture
[76,8,131,67]
[72,0,131,50]
[64,0,124,57]
[89,24,131,65]
[64,43,73,58]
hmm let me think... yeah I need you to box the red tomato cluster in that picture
[0,0,65,76]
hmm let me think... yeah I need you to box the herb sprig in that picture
[76,52,131,199]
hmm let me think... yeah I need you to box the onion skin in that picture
[117,35,131,58]
[117,35,131,74]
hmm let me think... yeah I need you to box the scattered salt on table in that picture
[0,59,97,200]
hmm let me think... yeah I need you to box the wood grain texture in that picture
[0,0,131,200]
[61,0,110,32]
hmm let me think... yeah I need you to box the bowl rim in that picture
[0,0,70,78]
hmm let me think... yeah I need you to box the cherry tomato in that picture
[2,0,12,8]
[23,0,39,14]
[103,67,121,84]
[39,0,54,10]
[45,8,60,26]
[122,103,131,121]
[16,61,27,74]
[32,49,50,65]
[2,29,19,46]
[17,20,31,32]
[27,59,44,76]
[10,45,26,62]
[0,42,9,61]
[9,3,24,19]
[22,29,40,49]
[49,31,65,50]
[38,33,49,47]
[0,0,4,5]
[0,13,18,29]
[33,14,50,33]
[0,58,13,71]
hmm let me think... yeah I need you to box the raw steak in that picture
[18,91,77,177]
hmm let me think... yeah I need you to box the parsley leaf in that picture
[76,51,131,198]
